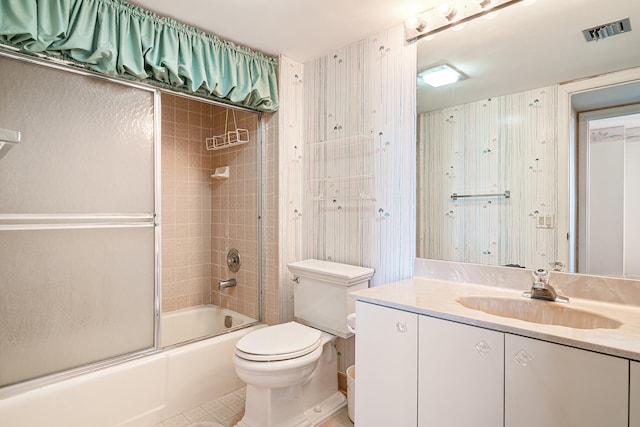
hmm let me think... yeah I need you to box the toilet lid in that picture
[235,322,322,362]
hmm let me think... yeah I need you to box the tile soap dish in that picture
[212,166,229,179]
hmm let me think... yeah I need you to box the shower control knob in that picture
[227,248,241,272]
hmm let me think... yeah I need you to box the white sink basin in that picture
[457,296,622,330]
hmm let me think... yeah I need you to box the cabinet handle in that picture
[475,340,491,355]
[396,322,408,333]
[515,349,533,367]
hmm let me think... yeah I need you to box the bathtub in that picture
[0,306,262,427]
[162,304,256,348]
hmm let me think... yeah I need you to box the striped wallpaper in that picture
[278,24,416,296]
[301,25,417,286]
[276,25,416,371]
[417,85,558,270]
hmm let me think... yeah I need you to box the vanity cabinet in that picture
[631,361,640,427]
[505,334,628,427]
[356,301,630,427]
[355,301,418,426]
[418,315,504,426]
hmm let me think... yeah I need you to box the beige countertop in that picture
[351,276,640,361]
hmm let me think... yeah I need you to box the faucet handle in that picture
[533,268,549,279]
[533,268,549,285]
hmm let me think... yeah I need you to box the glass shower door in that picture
[0,54,158,388]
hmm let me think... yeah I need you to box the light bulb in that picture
[439,3,457,21]
[405,15,427,32]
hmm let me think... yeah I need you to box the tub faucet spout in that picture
[219,278,237,290]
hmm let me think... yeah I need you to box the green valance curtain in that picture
[0,0,279,111]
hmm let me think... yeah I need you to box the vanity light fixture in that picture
[405,0,524,41]
[405,15,427,32]
[439,3,457,21]
[418,64,465,87]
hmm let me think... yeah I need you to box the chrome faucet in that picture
[522,268,569,303]
[219,278,237,290]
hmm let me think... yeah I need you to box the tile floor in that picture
[153,387,353,427]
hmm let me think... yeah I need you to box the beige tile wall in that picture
[161,93,280,325]
[161,93,215,312]
[261,112,280,325]
[209,107,260,319]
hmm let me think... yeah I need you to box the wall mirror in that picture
[416,0,640,277]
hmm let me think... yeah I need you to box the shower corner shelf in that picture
[205,135,249,151]
[206,108,250,151]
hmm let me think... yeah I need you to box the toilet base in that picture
[303,390,347,426]
[235,390,345,427]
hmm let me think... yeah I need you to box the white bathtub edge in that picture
[0,324,264,427]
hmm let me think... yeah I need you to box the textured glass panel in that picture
[0,55,154,214]
[0,54,157,389]
[0,228,155,387]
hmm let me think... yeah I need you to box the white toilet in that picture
[233,259,374,427]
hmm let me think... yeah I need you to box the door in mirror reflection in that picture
[578,105,640,279]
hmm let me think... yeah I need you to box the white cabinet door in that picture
[355,301,418,427]
[505,334,628,427]
[418,316,504,427]
[631,361,640,427]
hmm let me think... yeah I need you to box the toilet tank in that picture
[287,259,374,339]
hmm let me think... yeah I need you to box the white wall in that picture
[278,55,306,321]
[583,112,640,278]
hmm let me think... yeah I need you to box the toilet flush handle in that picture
[346,313,357,334]
[291,276,300,284]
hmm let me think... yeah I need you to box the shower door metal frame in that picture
[0,48,163,398]
[0,46,265,397]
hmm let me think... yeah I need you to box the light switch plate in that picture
[536,215,554,229]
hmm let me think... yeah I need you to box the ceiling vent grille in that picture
[583,18,632,42]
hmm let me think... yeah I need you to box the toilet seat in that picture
[235,321,322,362]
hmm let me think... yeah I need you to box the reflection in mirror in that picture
[577,105,640,279]
[416,0,640,275]
[417,85,557,269]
